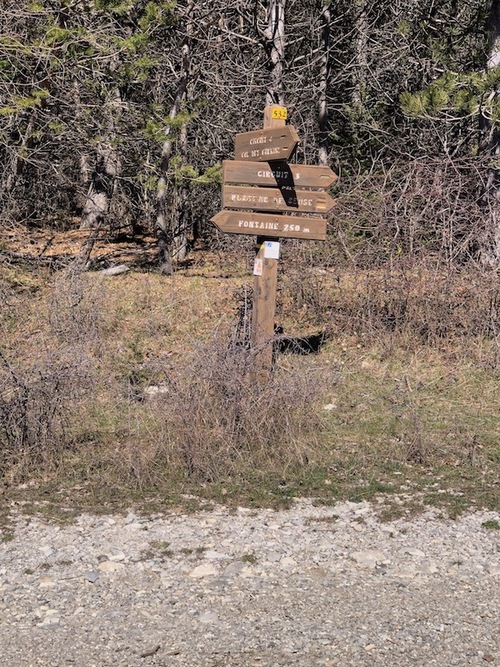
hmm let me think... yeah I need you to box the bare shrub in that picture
[282,259,500,362]
[0,348,93,482]
[48,271,105,344]
[355,264,499,345]
[330,158,489,268]
[119,334,335,485]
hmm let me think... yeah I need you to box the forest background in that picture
[2,0,500,268]
[0,0,499,517]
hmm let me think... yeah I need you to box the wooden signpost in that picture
[234,126,300,162]
[222,184,336,214]
[211,210,327,241]
[223,160,337,189]
[210,105,337,382]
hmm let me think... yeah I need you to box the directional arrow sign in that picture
[223,184,336,214]
[234,126,299,162]
[224,160,337,189]
[210,211,327,240]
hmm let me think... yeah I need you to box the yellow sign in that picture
[271,106,288,120]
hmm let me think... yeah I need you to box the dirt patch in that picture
[1,227,158,267]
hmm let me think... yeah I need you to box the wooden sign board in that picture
[210,210,327,240]
[234,126,299,162]
[223,184,336,214]
[224,160,337,189]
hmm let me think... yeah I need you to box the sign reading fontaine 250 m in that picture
[210,210,329,240]
[210,123,337,241]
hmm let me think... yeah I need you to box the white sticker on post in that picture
[253,258,263,276]
[264,241,280,259]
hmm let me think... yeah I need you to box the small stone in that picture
[350,550,389,569]
[224,561,245,576]
[144,385,169,397]
[237,507,252,515]
[198,611,218,624]
[39,546,54,557]
[307,567,328,579]
[100,264,129,276]
[266,552,281,562]
[97,561,125,574]
[208,576,230,590]
[204,550,228,561]
[392,563,417,578]
[483,655,495,663]
[41,615,60,626]
[280,557,296,568]
[240,566,256,578]
[365,644,376,652]
[189,563,218,578]
[83,571,100,583]
[35,606,49,618]
[419,561,439,575]
[404,548,425,558]
[39,576,56,588]
[140,644,160,658]
[127,522,145,530]
[40,610,60,626]
[108,551,126,562]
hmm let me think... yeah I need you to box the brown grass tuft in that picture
[116,335,334,485]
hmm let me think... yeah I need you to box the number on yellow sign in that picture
[271,107,288,120]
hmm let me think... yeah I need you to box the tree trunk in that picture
[265,0,286,106]
[481,0,500,265]
[156,0,193,274]
[5,110,37,195]
[318,2,331,166]
[80,88,122,231]
[173,120,190,263]
[352,1,369,111]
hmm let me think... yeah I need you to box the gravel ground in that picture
[1,499,499,667]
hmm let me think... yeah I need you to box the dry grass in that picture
[0,250,499,516]
[109,338,332,487]
[281,260,500,365]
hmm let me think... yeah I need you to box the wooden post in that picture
[250,105,286,382]
[211,108,334,381]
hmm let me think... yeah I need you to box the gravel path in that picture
[1,499,499,667]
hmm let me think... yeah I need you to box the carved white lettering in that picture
[231,194,269,203]
[283,223,302,233]
[237,220,278,230]
[261,147,281,156]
